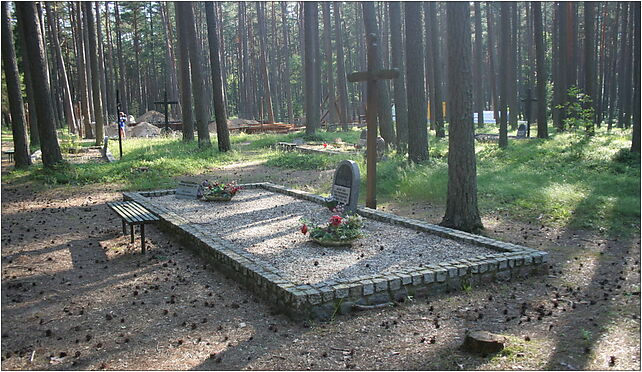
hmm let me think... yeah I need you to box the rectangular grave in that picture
[124,183,548,320]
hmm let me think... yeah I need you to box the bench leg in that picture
[141,224,146,254]
[130,224,135,243]
[122,220,126,235]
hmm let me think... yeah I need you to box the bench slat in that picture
[127,202,159,221]
[108,201,156,224]
[110,203,141,224]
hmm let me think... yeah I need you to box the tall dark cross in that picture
[348,33,399,209]
[521,87,538,138]
[153,90,179,132]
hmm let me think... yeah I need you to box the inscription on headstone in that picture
[331,160,360,213]
[176,180,201,199]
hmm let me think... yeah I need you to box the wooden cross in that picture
[348,33,399,209]
[153,90,179,132]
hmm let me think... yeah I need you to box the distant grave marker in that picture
[331,160,360,213]
[516,124,527,138]
[176,180,201,199]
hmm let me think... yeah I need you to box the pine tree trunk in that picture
[205,2,230,152]
[44,2,77,134]
[486,2,498,121]
[499,2,510,148]
[333,1,350,131]
[508,3,518,130]
[631,2,640,152]
[304,1,320,134]
[84,2,105,145]
[362,1,396,145]
[1,2,31,167]
[82,5,94,121]
[555,2,567,131]
[389,1,407,148]
[174,2,194,142]
[404,2,428,164]
[322,2,337,128]
[15,2,63,167]
[178,2,210,147]
[256,2,275,123]
[473,2,484,128]
[114,3,128,115]
[533,2,548,139]
[441,2,483,233]
[584,2,595,135]
[280,2,294,124]
[160,2,180,118]
[427,1,445,138]
[15,4,40,147]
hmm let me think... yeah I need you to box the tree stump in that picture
[461,330,506,354]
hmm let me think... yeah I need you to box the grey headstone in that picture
[331,160,360,213]
[176,180,201,199]
[516,124,527,138]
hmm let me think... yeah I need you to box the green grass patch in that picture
[5,136,272,190]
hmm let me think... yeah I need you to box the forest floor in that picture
[1,136,640,370]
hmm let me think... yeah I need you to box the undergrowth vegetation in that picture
[3,126,639,236]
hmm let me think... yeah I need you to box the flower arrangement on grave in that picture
[198,180,241,201]
[300,204,364,247]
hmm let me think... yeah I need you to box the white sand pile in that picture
[130,122,161,138]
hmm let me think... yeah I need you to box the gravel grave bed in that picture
[148,189,499,285]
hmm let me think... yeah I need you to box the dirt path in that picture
[1,156,639,370]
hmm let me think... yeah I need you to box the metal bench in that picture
[107,201,159,253]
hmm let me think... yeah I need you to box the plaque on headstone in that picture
[331,160,360,213]
[516,124,527,138]
[176,180,201,199]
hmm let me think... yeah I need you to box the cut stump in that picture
[461,330,506,354]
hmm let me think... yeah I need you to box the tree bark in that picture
[322,2,337,127]
[256,2,275,123]
[114,3,128,114]
[533,2,548,139]
[486,2,498,121]
[44,2,77,134]
[362,1,395,145]
[427,2,445,138]
[15,2,63,167]
[205,2,231,152]
[333,2,350,131]
[280,2,294,124]
[631,2,640,152]
[1,2,31,167]
[389,1,407,149]
[404,2,428,164]
[304,1,320,134]
[174,2,194,142]
[441,2,483,233]
[508,3,518,130]
[584,2,595,135]
[178,2,211,147]
[15,4,40,147]
[83,2,105,145]
[473,2,484,128]
[498,2,510,148]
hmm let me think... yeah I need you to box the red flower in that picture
[323,143,328,148]
[300,224,308,235]
[329,215,342,227]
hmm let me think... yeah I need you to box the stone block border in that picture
[123,183,548,320]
